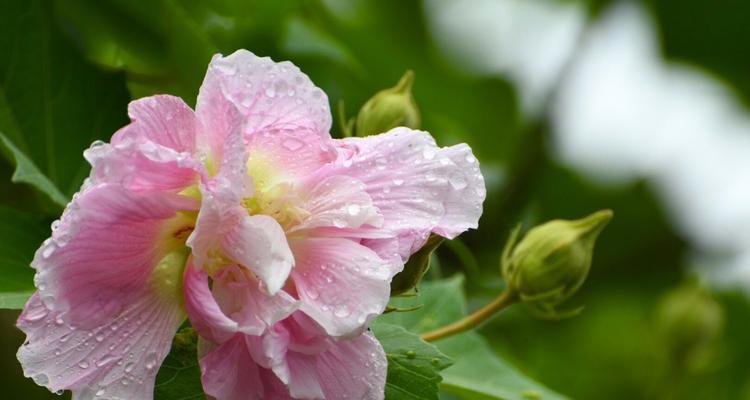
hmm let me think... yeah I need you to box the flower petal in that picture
[196,50,332,156]
[183,264,239,343]
[324,127,486,259]
[84,138,203,192]
[200,334,264,400]
[290,175,383,233]
[113,95,196,153]
[220,214,295,294]
[31,183,197,327]
[290,237,394,337]
[315,331,387,400]
[17,289,184,399]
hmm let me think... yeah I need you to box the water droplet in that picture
[42,243,56,258]
[332,218,346,228]
[307,287,319,300]
[264,87,276,98]
[393,179,404,186]
[78,360,89,369]
[334,304,350,318]
[50,220,61,231]
[96,354,118,367]
[406,350,416,358]
[32,373,49,386]
[89,140,106,150]
[96,388,105,396]
[124,362,134,373]
[55,389,64,396]
[282,138,303,151]
[145,352,158,370]
[346,204,361,216]
[422,149,436,160]
[465,154,477,164]
[448,173,468,190]
[59,332,72,343]
[54,315,64,325]
[24,307,48,322]
[95,334,105,342]
[54,348,61,356]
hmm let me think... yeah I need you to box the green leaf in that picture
[155,327,204,400]
[372,322,453,400]
[391,234,445,296]
[0,206,49,309]
[0,132,67,207]
[379,276,568,400]
[0,0,130,207]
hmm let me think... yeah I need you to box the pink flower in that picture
[17,50,485,399]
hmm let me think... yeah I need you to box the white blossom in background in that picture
[425,0,750,293]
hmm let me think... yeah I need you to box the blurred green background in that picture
[2,0,750,399]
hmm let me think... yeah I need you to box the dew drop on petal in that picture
[393,179,404,186]
[422,149,436,160]
[346,204,361,216]
[145,352,158,370]
[124,362,134,373]
[448,173,468,190]
[334,304,350,318]
[78,360,89,369]
[282,138,303,151]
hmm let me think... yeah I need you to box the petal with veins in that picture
[290,237,394,338]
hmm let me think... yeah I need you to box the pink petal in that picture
[17,290,184,399]
[220,214,295,294]
[183,264,239,343]
[324,127,486,259]
[31,183,197,326]
[200,334,264,400]
[290,237,394,337]
[84,137,204,192]
[195,50,332,158]
[212,266,299,335]
[113,95,196,153]
[290,175,383,233]
[315,331,386,400]
[184,263,297,341]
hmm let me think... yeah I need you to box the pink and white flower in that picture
[17,50,485,399]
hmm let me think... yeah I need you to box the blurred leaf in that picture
[0,0,130,205]
[371,322,453,400]
[379,276,567,400]
[0,132,66,207]
[0,206,49,309]
[154,327,203,400]
[391,235,444,296]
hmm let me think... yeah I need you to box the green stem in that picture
[420,289,518,342]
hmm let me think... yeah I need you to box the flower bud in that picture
[502,210,613,318]
[654,281,724,372]
[355,70,420,136]
[391,234,444,296]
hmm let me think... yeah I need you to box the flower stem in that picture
[420,289,518,342]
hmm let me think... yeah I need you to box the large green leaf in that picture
[378,276,568,400]
[0,206,49,309]
[154,327,204,400]
[0,0,130,207]
[372,322,453,400]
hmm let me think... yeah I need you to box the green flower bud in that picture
[654,281,724,372]
[391,234,444,296]
[355,70,420,136]
[502,210,613,319]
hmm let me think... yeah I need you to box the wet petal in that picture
[196,50,331,158]
[322,127,486,260]
[113,95,196,153]
[290,237,394,337]
[17,288,183,399]
[291,175,383,233]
